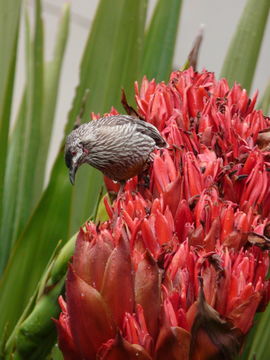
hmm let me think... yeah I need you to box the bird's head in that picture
[65,127,92,185]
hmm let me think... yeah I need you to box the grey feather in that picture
[65,115,167,183]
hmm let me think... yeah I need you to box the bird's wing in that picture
[80,124,132,151]
[91,115,134,128]
[93,115,167,148]
[133,120,167,148]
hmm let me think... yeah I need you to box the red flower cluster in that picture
[56,68,270,359]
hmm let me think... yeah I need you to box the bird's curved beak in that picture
[66,149,83,185]
[69,164,78,185]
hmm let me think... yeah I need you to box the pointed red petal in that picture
[54,297,79,360]
[227,291,262,333]
[174,200,194,242]
[141,218,160,256]
[101,236,134,326]
[155,326,191,360]
[135,251,161,340]
[190,283,241,360]
[98,332,152,360]
[155,210,173,245]
[66,266,116,358]
[73,230,112,290]
[153,156,170,193]
[163,175,183,216]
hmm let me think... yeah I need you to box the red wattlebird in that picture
[65,115,167,194]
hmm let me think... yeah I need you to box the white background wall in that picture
[14,0,270,180]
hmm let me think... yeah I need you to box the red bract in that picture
[57,68,270,359]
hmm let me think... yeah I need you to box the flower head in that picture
[57,68,270,359]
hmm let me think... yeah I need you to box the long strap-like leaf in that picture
[220,0,270,91]
[0,2,70,274]
[0,1,44,275]
[0,0,22,253]
[257,78,270,115]
[141,0,182,82]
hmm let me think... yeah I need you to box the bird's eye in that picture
[79,142,89,154]
[71,151,77,156]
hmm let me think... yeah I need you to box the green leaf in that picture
[34,3,70,201]
[0,1,44,273]
[0,4,70,274]
[0,93,27,272]
[49,345,63,360]
[4,234,76,359]
[220,0,270,92]
[11,279,65,360]
[15,0,44,229]
[257,78,270,115]
[4,187,105,357]
[67,0,147,236]
[0,0,22,244]
[238,304,270,359]
[0,0,147,339]
[0,155,72,340]
[254,307,270,358]
[141,0,182,82]
[95,194,110,223]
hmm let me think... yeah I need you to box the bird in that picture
[65,115,167,194]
